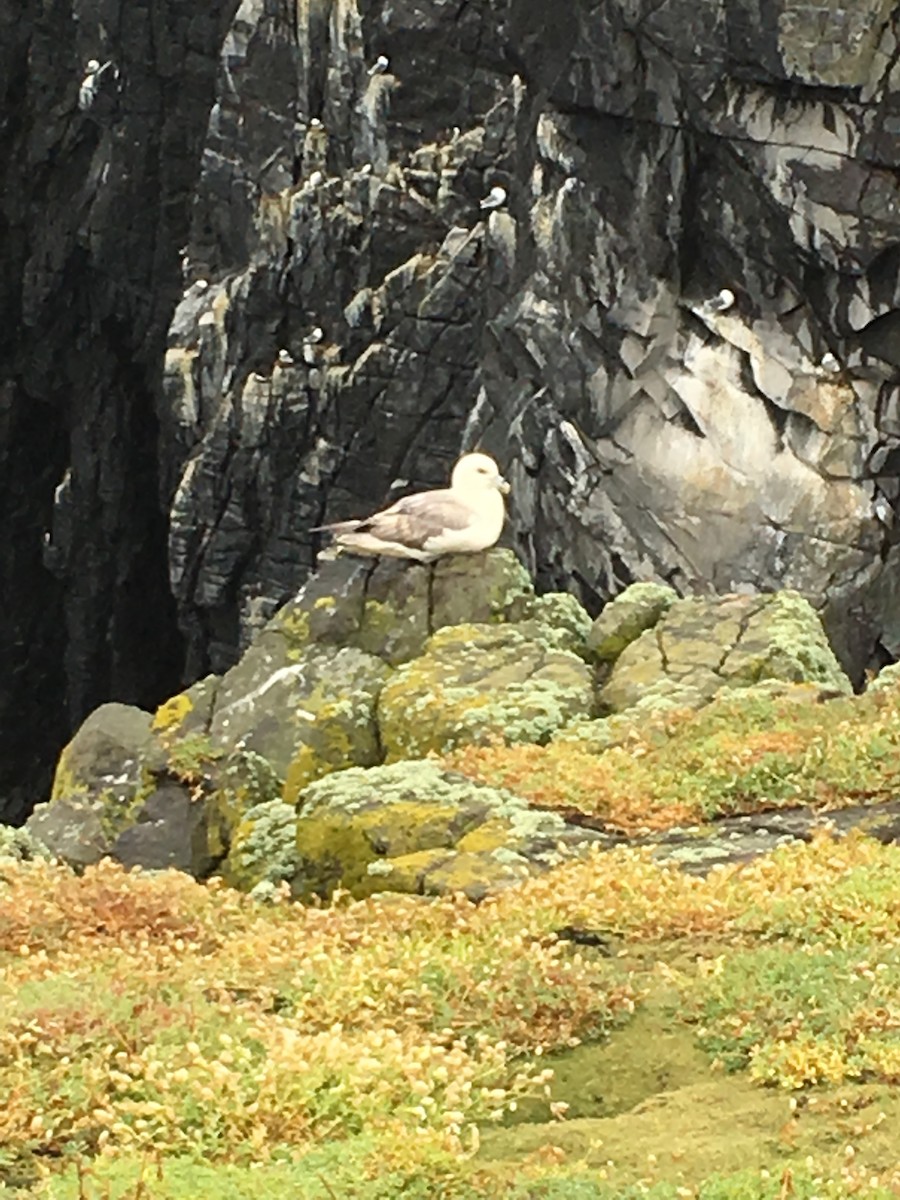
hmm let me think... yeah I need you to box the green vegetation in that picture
[2,827,900,1196]
[445,683,900,831]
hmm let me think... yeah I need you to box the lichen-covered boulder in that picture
[378,624,596,759]
[27,703,157,866]
[599,591,851,714]
[262,760,604,901]
[221,799,300,893]
[205,636,389,798]
[271,547,536,667]
[587,582,678,663]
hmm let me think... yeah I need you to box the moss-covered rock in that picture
[378,624,596,759]
[209,641,388,794]
[268,548,536,667]
[587,582,678,663]
[221,799,300,892]
[599,592,850,714]
[287,760,596,900]
[27,703,157,867]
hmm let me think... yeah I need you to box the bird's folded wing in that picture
[321,489,475,550]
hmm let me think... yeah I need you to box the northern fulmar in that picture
[312,452,510,562]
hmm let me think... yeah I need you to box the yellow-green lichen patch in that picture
[364,847,452,894]
[292,800,476,899]
[269,602,312,655]
[378,623,596,759]
[420,849,532,899]
[151,693,194,734]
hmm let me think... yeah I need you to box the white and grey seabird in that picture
[480,185,508,211]
[311,452,510,562]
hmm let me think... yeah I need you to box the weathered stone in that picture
[378,623,596,759]
[208,636,389,795]
[287,759,592,900]
[110,783,214,875]
[588,583,679,663]
[599,592,851,714]
[269,548,537,667]
[26,703,157,865]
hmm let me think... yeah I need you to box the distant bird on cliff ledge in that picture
[311,452,510,562]
[480,185,507,211]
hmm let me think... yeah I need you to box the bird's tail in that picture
[309,519,363,534]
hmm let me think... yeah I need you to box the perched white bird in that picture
[312,452,510,562]
[78,59,104,111]
[368,55,389,76]
[278,349,295,365]
[304,327,324,344]
[310,117,323,129]
[707,288,735,313]
[307,170,324,187]
[480,185,507,211]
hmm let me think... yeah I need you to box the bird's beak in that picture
[497,475,511,495]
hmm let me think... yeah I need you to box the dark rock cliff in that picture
[3,0,900,818]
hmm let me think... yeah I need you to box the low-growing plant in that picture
[444,687,900,831]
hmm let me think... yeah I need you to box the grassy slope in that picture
[4,684,900,1197]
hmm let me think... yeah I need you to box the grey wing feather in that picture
[357,490,474,548]
[313,489,473,548]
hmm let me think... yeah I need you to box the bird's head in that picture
[452,452,510,496]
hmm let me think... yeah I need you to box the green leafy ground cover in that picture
[4,827,900,1197]
[444,684,900,833]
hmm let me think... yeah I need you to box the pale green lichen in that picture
[587,582,678,663]
[0,825,52,863]
[868,662,900,693]
[527,592,594,656]
[378,624,595,758]
[222,799,299,892]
